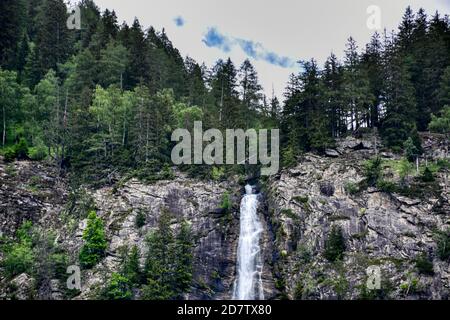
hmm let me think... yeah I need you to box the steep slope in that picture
[265,134,450,299]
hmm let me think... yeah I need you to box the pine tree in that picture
[173,221,194,297]
[323,53,344,137]
[142,209,176,300]
[185,57,207,107]
[123,19,150,89]
[239,59,262,115]
[0,0,27,68]
[121,245,141,285]
[35,0,73,74]
[381,54,418,150]
[0,69,21,146]
[209,59,241,129]
[324,226,346,262]
[362,33,384,128]
[79,211,107,269]
[98,40,129,88]
[342,37,375,131]
[398,6,416,52]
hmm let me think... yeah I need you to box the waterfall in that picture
[232,185,264,300]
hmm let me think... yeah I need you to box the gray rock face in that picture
[265,135,450,300]
[1,132,448,300]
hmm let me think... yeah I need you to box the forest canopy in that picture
[0,0,449,184]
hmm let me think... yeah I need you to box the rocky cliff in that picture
[265,133,450,299]
[0,133,449,300]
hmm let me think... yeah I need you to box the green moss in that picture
[281,208,297,220]
[293,195,309,204]
[344,182,359,195]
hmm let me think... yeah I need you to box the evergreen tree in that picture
[381,54,418,150]
[342,37,374,131]
[79,211,107,269]
[0,0,27,68]
[123,19,150,89]
[142,210,176,300]
[0,69,21,146]
[98,40,129,88]
[121,245,141,285]
[35,0,72,75]
[173,221,194,297]
[209,58,241,129]
[239,59,263,115]
[324,226,346,262]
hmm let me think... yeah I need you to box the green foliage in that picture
[364,157,383,187]
[135,210,146,229]
[1,221,34,278]
[429,106,450,136]
[173,221,194,296]
[415,253,434,276]
[324,226,346,262]
[403,137,419,162]
[421,167,435,183]
[3,147,17,162]
[293,195,309,204]
[142,210,193,300]
[220,191,232,213]
[376,180,397,193]
[102,273,132,300]
[434,229,450,261]
[121,245,142,285]
[28,144,47,161]
[79,211,107,269]
[398,158,413,183]
[211,166,225,181]
[15,137,29,160]
[344,182,359,195]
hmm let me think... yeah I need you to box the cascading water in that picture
[232,185,264,300]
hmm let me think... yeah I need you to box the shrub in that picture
[398,158,413,179]
[364,157,383,187]
[344,182,359,195]
[1,221,34,278]
[403,137,419,162]
[434,229,450,261]
[15,137,29,160]
[3,147,17,162]
[102,273,132,300]
[79,211,107,269]
[50,252,69,280]
[220,191,232,212]
[281,208,296,220]
[135,210,146,229]
[415,253,434,276]
[2,243,34,277]
[421,167,435,183]
[28,145,47,161]
[293,195,309,204]
[211,166,225,181]
[376,180,397,193]
[324,226,346,262]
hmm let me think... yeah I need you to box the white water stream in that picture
[232,185,264,300]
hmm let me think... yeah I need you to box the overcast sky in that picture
[91,0,450,99]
